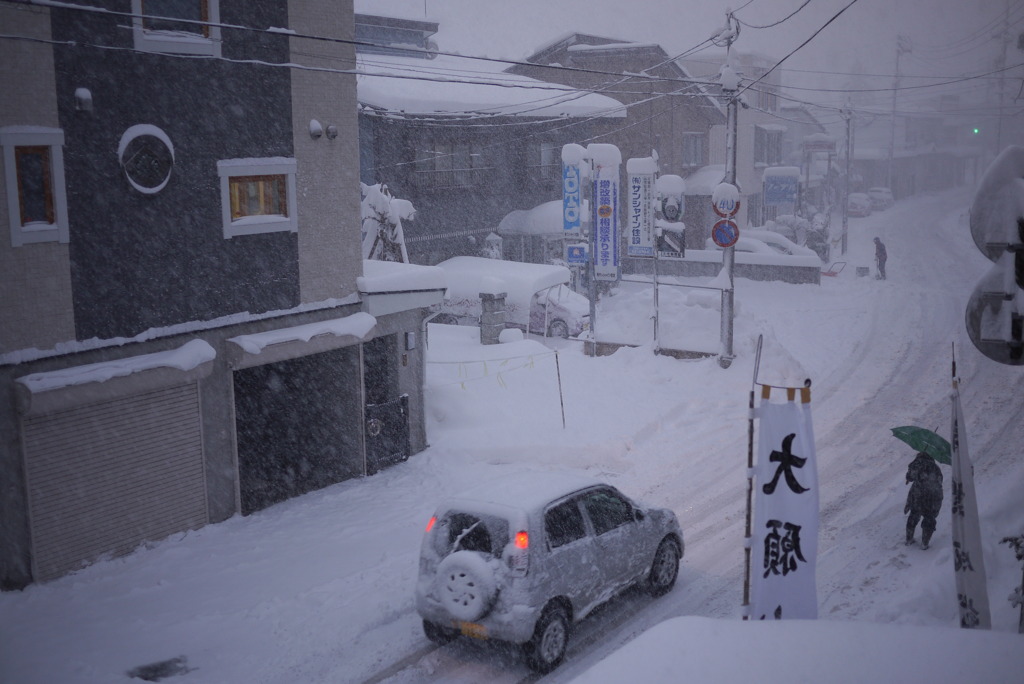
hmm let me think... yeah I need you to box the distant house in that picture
[848,96,980,200]
[507,33,726,249]
[356,15,626,265]
[0,0,443,589]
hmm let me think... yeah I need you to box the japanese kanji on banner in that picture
[750,386,819,620]
[950,379,991,629]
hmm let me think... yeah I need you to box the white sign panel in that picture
[627,171,655,257]
[751,391,819,620]
[593,163,620,281]
[562,164,582,234]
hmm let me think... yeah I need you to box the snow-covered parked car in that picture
[848,192,872,217]
[414,473,683,673]
[432,256,590,338]
[868,187,894,210]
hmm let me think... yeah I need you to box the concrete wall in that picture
[0,5,75,354]
[289,0,363,302]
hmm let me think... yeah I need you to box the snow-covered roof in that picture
[357,259,447,294]
[497,200,567,236]
[684,165,726,195]
[439,470,603,518]
[437,257,570,308]
[228,313,377,355]
[357,53,625,118]
[15,339,215,394]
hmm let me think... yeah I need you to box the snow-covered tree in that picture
[361,183,413,263]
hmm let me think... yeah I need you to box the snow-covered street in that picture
[2,186,1023,683]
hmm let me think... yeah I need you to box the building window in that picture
[217,158,297,238]
[681,133,705,167]
[132,0,221,57]
[537,142,560,181]
[754,126,782,166]
[230,175,287,219]
[1,127,69,247]
[414,141,485,189]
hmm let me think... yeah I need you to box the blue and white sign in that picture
[763,173,799,207]
[562,164,582,233]
[565,242,588,265]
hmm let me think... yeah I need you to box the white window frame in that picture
[131,0,222,58]
[1,127,70,247]
[217,157,297,238]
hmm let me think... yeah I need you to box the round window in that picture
[118,124,175,194]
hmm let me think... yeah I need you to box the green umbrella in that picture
[890,426,951,465]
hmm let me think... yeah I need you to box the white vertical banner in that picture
[751,387,819,620]
[951,381,991,629]
[626,157,656,257]
[587,143,620,281]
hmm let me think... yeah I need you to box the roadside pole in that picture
[719,63,739,369]
[842,103,851,254]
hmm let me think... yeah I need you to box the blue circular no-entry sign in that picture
[712,219,739,248]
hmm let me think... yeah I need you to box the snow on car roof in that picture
[437,257,570,308]
[439,471,603,518]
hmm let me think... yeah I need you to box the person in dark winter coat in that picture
[905,451,943,549]
[874,237,887,280]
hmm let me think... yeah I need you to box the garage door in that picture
[21,383,208,582]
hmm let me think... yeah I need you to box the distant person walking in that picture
[874,237,887,280]
[905,451,943,549]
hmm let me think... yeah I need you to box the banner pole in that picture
[743,335,763,618]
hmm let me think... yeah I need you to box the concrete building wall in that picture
[0,5,75,354]
[290,0,363,302]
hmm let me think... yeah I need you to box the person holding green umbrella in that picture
[905,451,944,549]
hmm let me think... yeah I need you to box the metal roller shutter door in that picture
[22,383,208,582]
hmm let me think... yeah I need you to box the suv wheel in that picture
[423,619,458,645]
[435,550,497,622]
[524,605,569,673]
[647,537,680,597]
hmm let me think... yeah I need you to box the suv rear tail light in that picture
[425,516,436,533]
[507,530,529,577]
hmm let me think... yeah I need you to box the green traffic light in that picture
[973,127,980,134]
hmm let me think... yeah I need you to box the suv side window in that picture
[582,488,634,535]
[545,499,586,549]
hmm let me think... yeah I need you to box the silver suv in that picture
[414,472,683,673]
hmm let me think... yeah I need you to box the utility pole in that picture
[995,0,1011,153]
[886,35,911,191]
[717,12,741,369]
[842,100,852,254]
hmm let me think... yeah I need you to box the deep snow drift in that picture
[1,187,1023,684]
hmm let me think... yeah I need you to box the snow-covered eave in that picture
[227,313,377,370]
[0,295,362,367]
[15,339,216,416]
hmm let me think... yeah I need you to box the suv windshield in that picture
[434,511,510,557]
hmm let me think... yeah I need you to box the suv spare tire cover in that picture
[435,550,498,622]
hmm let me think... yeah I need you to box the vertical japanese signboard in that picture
[750,387,819,620]
[562,163,582,234]
[593,161,620,281]
[626,158,656,257]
